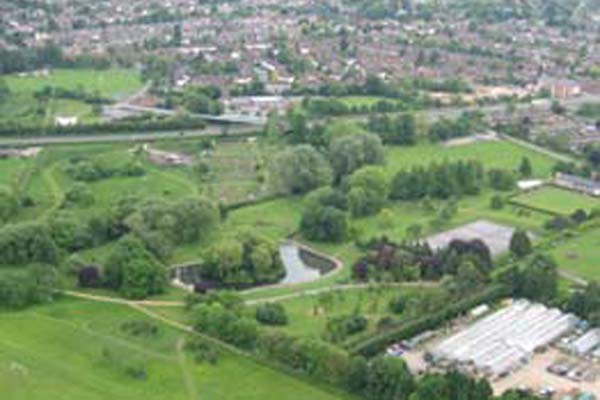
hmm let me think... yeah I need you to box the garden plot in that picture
[426,220,517,256]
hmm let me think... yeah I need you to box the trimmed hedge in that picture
[349,285,509,357]
[0,115,207,137]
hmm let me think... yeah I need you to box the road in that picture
[0,93,597,148]
[0,124,258,147]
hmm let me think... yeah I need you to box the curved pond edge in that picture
[242,240,343,295]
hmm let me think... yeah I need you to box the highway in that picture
[0,94,597,147]
[0,124,259,147]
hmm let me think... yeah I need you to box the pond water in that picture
[279,242,322,284]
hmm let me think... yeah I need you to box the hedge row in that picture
[0,116,208,137]
[350,285,509,357]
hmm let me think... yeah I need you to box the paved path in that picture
[244,281,441,305]
[500,134,577,163]
[558,270,589,287]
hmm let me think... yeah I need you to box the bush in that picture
[351,285,508,356]
[184,337,220,365]
[78,265,102,288]
[120,320,160,338]
[255,303,288,326]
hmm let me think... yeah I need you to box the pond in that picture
[279,241,322,284]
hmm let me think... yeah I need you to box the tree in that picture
[406,223,423,241]
[567,282,600,324]
[490,195,504,210]
[518,157,533,177]
[0,188,18,223]
[104,235,167,299]
[329,132,384,180]
[488,169,516,191]
[508,254,558,302]
[509,230,532,258]
[348,166,388,217]
[364,356,414,400]
[255,303,288,326]
[272,145,332,194]
[193,303,258,349]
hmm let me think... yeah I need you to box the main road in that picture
[0,124,259,147]
[0,93,597,147]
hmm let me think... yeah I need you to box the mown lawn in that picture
[511,186,599,215]
[255,285,439,339]
[1,68,142,126]
[384,140,556,179]
[0,157,32,190]
[5,68,142,100]
[548,228,600,281]
[0,299,350,400]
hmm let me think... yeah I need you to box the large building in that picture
[555,173,600,197]
[431,300,579,379]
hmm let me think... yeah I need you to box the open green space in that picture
[0,157,32,190]
[5,69,142,100]
[255,285,440,339]
[548,227,600,281]
[384,140,556,179]
[0,68,142,127]
[0,299,349,400]
[512,186,599,215]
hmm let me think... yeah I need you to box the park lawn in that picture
[0,157,31,190]
[0,299,350,400]
[336,96,394,107]
[384,140,556,179]
[5,68,143,100]
[548,228,600,281]
[511,186,599,215]
[223,197,304,241]
[46,99,98,124]
[49,147,198,215]
[257,285,438,339]
[169,197,304,265]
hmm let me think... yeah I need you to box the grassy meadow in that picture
[549,228,600,281]
[511,186,599,215]
[0,68,142,126]
[0,299,349,400]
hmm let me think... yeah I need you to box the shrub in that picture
[255,303,288,326]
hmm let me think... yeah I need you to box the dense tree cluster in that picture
[509,229,532,258]
[255,303,288,326]
[271,145,332,194]
[0,264,58,309]
[567,282,600,326]
[500,254,558,303]
[352,237,492,283]
[202,233,285,286]
[324,314,368,343]
[347,167,388,217]
[390,160,485,200]
[64,157,146,183]
[428,112,486,142]
[367,112,417,145]
[300,187,349,242]
[123,197,220,260]
[0,222,59,266]
[105,235,167,299]
[329,131,385,180]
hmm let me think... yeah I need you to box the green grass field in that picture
[0,299,349,400]
[548,228,600,281]
[256,285,439,339]
[5,69,142,100]
[384,140,556,179]
[511,186,599,215]
[0,157,32,191]
[1,68,142,126]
